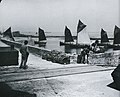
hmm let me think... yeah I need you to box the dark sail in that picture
[113,25,120,44]
[77,20,86,33]
[101,28,109,43]
[3,27,15,41]
[65,26,74,42]
[38,28,46,41]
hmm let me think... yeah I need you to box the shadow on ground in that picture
[107,82,120,91]
[0,82,36,97]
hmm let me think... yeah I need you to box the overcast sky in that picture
[0,0,119,34]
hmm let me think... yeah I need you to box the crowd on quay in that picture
[77,47,90,64]
[77,40,107,64]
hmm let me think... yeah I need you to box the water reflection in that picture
[15,37,86,54]
[64,45,81,54]
[38,42,46,48]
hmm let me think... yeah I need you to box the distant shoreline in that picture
[14,35,114,40]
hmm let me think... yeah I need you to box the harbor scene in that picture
[0,0,120,97]
[14,31,113,53]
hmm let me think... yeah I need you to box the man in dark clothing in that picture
[85,47,90,64]
[19,40,29,69]
[77,49,86,64]
[81,49,86,64]
[77,54,82,63]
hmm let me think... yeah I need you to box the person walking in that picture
[19,40,29,69]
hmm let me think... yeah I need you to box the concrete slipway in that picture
[0,53,119,97]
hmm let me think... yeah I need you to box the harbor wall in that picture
[89,51,120,66]
[1,39,120,66]
[1,39,50,57]
[1,39,70,64]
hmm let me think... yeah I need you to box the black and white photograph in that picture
[0,0,120,97]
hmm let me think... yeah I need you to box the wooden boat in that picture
[94,26,120,50]
[95,29,111,46]
[113,25,120,50]
[60,26,75,46]
[60,20,90,48]
[101,28,109,43]
[34,28,47,45]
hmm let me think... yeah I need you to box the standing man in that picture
[85,47,90,64]
[77,54,82,63]
[19,40,29,69]
[81,49,86,64]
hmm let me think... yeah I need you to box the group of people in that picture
[77,39,108,64]
[19,39,106,69]
[77,47,90,64]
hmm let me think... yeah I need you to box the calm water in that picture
[15,32,114,54]
[15,37,82,54]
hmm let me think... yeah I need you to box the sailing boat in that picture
[76,20,91,45]
[113,25,120,50]
[101,28,109,43]
[96,26,120,49]
[34,28,47,45]
[3,27,15,41]
[96,28,110,46]
[91,28,110,53]
[60,26,74,45]
[60,20,91,48]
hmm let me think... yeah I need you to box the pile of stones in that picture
[42,50,70,64]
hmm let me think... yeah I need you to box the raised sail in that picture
[38,27,46,41]
[77,20,86,33]
[101,28,109,43]
[3,27,15,41]
[113,25,120,50]
[77,20,90,45]
[113,25,120,44]
[65,26,74,42]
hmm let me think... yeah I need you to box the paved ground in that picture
[0,53,119,97]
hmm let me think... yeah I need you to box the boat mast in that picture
[76,32,78,44]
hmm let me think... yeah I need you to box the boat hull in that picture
[60,41,90,48]
[97,43,120,49]
[34,41,46,44]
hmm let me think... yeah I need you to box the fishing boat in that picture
[60,20,91,48]
[94,26,120,49]
[113,25,120,50]
[95,28,110,46]
[101,28,109,44]
[34,28,47,45]
[60,26,75,45]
